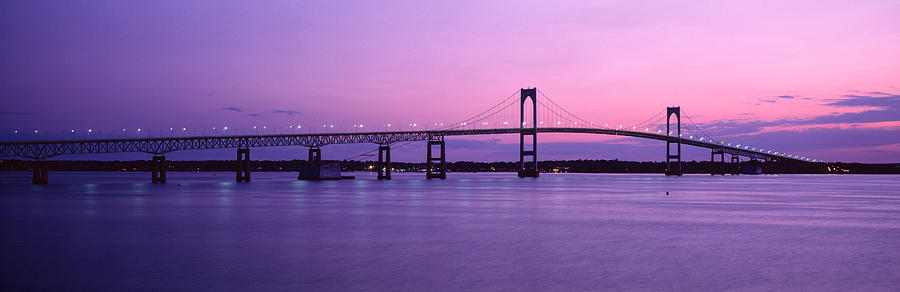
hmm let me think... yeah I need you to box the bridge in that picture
[1,88,817,184]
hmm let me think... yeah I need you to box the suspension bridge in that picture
[1,88,817,184]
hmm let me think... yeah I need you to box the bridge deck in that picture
[0,128,802,161]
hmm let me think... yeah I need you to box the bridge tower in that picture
[666,106,682,175]
[518,88,539,178]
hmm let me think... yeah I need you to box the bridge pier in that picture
[236,148,251,182]
[711,149,726,175]
[298,147,345,180]
[151,155,167,183]
[31,160,48,185]
[665,107,683,176]
[426,138,446,179]
[730,155,740,175]
[308,147,321,163]
[377,145,391,180]
[518,88,539,178]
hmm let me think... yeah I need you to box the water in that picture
[2,172,899,291]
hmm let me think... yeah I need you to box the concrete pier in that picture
[151,155,166,183]
[236,148,250,182]
[426,140,446,179]
[31,160,48,185]
[377,145,391,180]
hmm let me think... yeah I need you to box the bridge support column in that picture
[711,149,725,175]
[309,147,321,163]
[426,137,446,179]
[32,160,48,185]
[730,155,740,175]
[377,145,391,180]
[518,88,539,178]
[151,155,167,183]
[236,148,251,182]
[665,106,683,176]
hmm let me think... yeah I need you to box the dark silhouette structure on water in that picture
[0,88,818,184]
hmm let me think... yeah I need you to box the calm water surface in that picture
[2,172,899,291]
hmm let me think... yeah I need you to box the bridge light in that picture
[360,124,364,128]
[558,121,562,125]
[330,125,334,128]
[138,128,142,132]
[736,144,740,147]
[699,137,704,141]
[72,129,76,133]
[223,126,228,131]
[632,126,636,130]
[619,125,623,128]
[658,130,662,133]
[169,128,173,131]
[503,121,509,125]
[183,128,186,131]
[88,129,93,133]
[540,121,544,124]
[440,123,444,126]
[605,124,608,127]
[34,130,38,134]
[412,123,416,127]
[645,128,649,131]
[254,126,257,129]
[689,135,693,139]
[574,122,578,125]
[298,125,301,128]
[290,125,293,128]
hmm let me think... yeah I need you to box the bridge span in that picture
[1,88,816,184]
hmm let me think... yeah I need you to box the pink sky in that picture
[2,0,899,162]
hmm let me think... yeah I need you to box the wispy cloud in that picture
[270,110,301,116]
[776,95,795,99]
[221,106,243,112]
[247,113,263,117]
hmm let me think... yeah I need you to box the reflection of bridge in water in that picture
[2,88,817,184]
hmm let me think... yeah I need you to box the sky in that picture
[1,0,899,163]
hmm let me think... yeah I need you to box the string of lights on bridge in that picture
[4,90,817,162]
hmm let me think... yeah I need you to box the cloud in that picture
[0,111,37,115]
[270,110,301,116]
[777,95,795,99]
[868,91,892,96]
[247,113,263,117]
[221,106,243,112]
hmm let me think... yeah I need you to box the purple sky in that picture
[2,0,899,163]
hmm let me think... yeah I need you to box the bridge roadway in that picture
[1,127,797,162]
